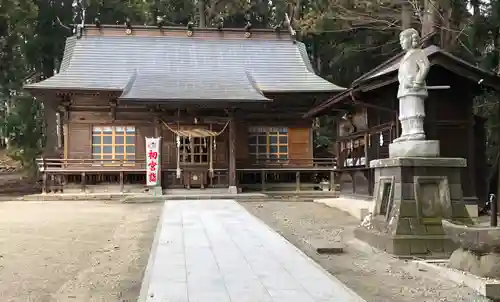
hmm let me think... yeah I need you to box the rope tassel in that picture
[176,135,181,179]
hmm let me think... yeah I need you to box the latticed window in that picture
[179,137,209,164]
[248,127,288,161]
[92,126,136,163]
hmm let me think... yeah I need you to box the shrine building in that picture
[26,23,343,194]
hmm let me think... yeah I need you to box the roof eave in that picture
[262,88,347,94]
[356,59,500,91]
[24,85,121,93]
[303,88,354,118]
[118,97,272,103]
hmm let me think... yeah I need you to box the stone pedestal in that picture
[389,140,440,158]
[354,157,473,257]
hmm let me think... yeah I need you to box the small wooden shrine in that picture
[306,45,500,204]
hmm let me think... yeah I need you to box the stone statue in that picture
[394,28,430,142]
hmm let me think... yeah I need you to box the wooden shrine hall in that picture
[25,23,344,193]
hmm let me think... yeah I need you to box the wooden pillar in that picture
[296,171,300,192]
[228,115,237,193]
[81,172,86,193]
[364,132,369,167]
[119,159,124,193]
[58,100,70,158]
[42,173,47,194]
[350,171,356,194]
[154,114,161,137]
[261,171,266,191]
[330,170,335,192]
[41,158,47,194]
[119,171,124,193]
[467,110,476,198]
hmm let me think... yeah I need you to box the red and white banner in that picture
[146,137,161,186]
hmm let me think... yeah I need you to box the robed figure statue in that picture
[394,28,430,142]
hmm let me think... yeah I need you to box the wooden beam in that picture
[330,170,335,191]
[228,112,237,189]
[119,171,124,193]
[81,172,86,193]
[109,99,117,120]
[296,171,300,192]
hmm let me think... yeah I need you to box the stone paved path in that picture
[141,199,365,302]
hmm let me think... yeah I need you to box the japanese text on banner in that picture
[145,137,161,186]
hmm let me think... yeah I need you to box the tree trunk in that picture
[401,2,412,29]
[421,0,439,45]
[41,56,59,157]
[198,0,206,27]
[495,23,500,211]
[4,98,11,149]
[471,0,481,55]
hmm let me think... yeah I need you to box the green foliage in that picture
[4,94,43,169]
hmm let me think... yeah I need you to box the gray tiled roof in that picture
[359,45,498,83]
[26,34,345,101]
[362,46,442,80]
[120,70,270,101]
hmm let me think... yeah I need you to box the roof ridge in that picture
[121,70,138,95]
[59,36,78,73]
[352,49,404,85]
[244,71,267,98]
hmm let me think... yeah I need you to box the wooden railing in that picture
[36,158,147,172]
[36,157,339,193]
[336,122,396,169]
[236,157,336,170]
[236,157,337,192]
[37,157,337,173]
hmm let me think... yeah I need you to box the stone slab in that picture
[389,140,440,158]
[413,260,500,300]
[370,157,467,168]
[354,226,457,257]
[314,197,371,221]
[313,241,344,254]
[304,235,344,254]
[139,199,365,302]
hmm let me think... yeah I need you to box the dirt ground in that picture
[0,200,161,302]
[0,171,40,198]
[242,201,491,302]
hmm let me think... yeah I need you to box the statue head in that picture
[399,28,420,51]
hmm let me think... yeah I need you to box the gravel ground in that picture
[0,200,161,302]
[242,201,491,302]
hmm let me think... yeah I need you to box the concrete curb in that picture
[137,201,167,302]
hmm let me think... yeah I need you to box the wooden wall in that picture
[65,96,315,167]
[288,128,313,164]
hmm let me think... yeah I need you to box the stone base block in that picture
[370,156,467,169]
[448,248,500,278]
[148,186,163,196]
[414,260,500,300]
[228,186,238,194]
[354,226,457,257]
[389,140,440,158]
[361,155,470,257]
[305,237,344,254]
